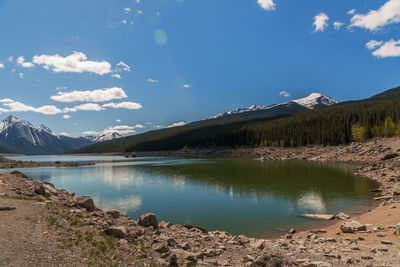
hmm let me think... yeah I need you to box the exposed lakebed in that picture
[4,156,378,237]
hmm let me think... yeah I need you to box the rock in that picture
[305,261,331,267]
[158,221,172,228]
[373,195,392,200]
[0,206,16,211]
[299,214,335,220]
[336,212,350,220]
[152,242,169,253]
[184,224,208,233]
[76,196,95,212]
[180,242,191,250]
[34,185,50,198]
[289,228,296,234]
[104,226,127,238]
[381,153,399,160]
[106,209,121,219]
[168,253,178,266]
[381,240,393,245]
[340,220,366,233]
[138,213,158,228]
[10,170,28,178]
[250,240,265,250]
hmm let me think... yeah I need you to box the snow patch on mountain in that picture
[206,93,338,120]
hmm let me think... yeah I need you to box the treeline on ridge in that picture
[121,97,400,151]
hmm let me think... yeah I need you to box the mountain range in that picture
[0,116,122,155]
[71,85,400,153]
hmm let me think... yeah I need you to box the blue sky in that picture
[0,0,400,137]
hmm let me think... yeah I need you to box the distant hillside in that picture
[72,86,400,153]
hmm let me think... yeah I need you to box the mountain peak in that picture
[292,93,338,109]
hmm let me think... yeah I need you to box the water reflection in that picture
[2,158,379,237]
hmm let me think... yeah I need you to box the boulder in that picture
[76,196,95,212]
[336,212,350,220]
[104,226,127,238]
[138,213,158,228]
[340,220,366,233]
[152,242,169,253]
[158,221,173,228]
[106,209,121,219]
[299,214,335,220]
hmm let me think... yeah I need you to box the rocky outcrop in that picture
[138,213,158,228]
[340,220,367,233]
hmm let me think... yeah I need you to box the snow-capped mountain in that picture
[0,116,94,154]
[85,132,123,143]
[206,93,338,120]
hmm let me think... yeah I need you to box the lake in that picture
[3,156,378,238]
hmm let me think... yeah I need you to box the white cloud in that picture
[124,7,131,12]
[18,73,24,79]
[168,121,186,128]
[82,131,98,136]
[333,21,344,30]
[116,119,121,123]
[137,10,143,15]
[279,91,290,98]
[1,99,62,115]
[347,9,356,15]
[370,39,400,58]
[32,51,112,75]
[257,0,276,11]
[58,132,71,136]
[102,125,136,135]
[350,0,400,31]
[134,124,144,128]
[102,101,143,110]
[365,40,384,50]
[313,12,329,32]
[116,61,131,72]
[182,84,192,88]
[62,115,71,119]
[111,74,121,79]
[51,87,127,103]
[0,63,4,69]
[0,98,14,103]
[146,78,158,83]
[16,56,34,68]
[63,103,104,113]
[7,56,13,62]
[121,19,127,25]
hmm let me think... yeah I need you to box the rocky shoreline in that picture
[0,156,94,169]
[1,137,400,266]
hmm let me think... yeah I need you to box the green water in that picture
[4,156,378,238]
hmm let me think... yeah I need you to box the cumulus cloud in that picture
[102,102,143,110]
[0,63,4,69]
[62,115,71,119]
[365,40,384,50]
[370,39,400,58]
[257,0,276,11]
[16,56,34,68]
[116,61,131,72]
[313,12,329,32]
[350,0,400,31]
[124,7,131,12]
[63,103,104,113]
[1,99,62,115]
[82,131,98,136]
[168,121,186,128]
[58,132,71,136]
[7,56,13,62]
[111,74,121,79]
[146,78,158,83]
[182,84,192,88]
[333,21,344,30]
[18,73,24,79]
[347,9,356,15]
[85,124,141,136]
[51,87,127,103]
[116,119,121,123]
[32,51,112,75]
[279,91,290,98]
